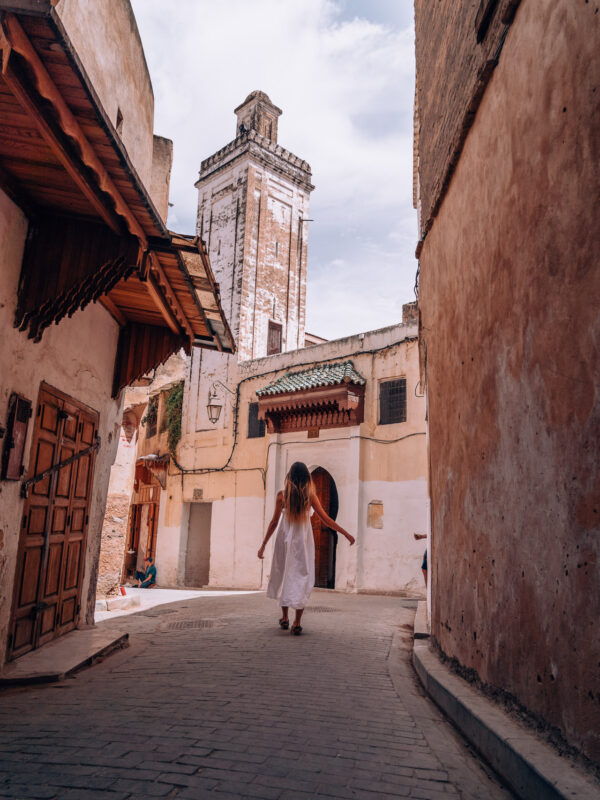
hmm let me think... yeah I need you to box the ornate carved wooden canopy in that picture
[0,3,234,394]
[256,361,366,434]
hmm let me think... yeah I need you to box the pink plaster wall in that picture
[417,0,600,763]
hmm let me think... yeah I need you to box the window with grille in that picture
[267,321,282,355]
[379,379,407,425]
[247,402,266,438]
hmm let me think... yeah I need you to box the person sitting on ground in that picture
[135,554,156,588]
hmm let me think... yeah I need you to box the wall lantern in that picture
[206,380,236,425]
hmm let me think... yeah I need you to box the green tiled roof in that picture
[256,361,366,397]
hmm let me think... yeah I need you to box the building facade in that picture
[414,0,600,766]
[0,0,232,668]
[139,316,428,595]
[99,94,429,598]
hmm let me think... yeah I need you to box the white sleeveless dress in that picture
[266,508,315,609]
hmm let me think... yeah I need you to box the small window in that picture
[379,379,406,425]
[247,402,265,438]
[267,320,282,355]
[275,241,279,257]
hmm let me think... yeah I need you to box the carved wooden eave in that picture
[257,383,365,434]
[0,3,235,395]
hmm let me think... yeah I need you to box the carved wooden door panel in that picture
[8,384,98,660]
[311,468,331,589]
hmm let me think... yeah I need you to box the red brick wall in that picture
[417,0,600,764]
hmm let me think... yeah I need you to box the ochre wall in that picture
[417,0,600,762]
[55,0,155,188]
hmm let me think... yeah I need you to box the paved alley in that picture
[0,592,513,800]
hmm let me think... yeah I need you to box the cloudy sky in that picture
[130,0,417,340]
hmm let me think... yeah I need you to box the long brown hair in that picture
[283,462,313,521]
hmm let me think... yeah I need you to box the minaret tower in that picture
[195,91,314,361]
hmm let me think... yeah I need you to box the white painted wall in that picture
[358,479,428,593]
[154,489,187,587]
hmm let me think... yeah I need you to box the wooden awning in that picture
[256,361,366,434]
[0,3,234,394]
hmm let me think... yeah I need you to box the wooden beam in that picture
[149,252,194,342]
[145,272,180,336]
[0,14,148,246]
[99,295,126,326]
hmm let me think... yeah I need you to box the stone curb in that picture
[413,600,430,639]
[0,631,129,686]
[412,641,600,799]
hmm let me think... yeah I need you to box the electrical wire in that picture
[167,335,420,487]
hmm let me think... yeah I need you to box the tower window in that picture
[379,379,407,425]
[247,402,266,438]
[267,321,282,355]
[275,241,279,257]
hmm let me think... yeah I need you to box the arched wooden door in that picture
[311,467,338,589]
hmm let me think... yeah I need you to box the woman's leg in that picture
[280,606,289,622]
[293,608,304,628]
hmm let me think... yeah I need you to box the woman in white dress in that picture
[258,462,355,635]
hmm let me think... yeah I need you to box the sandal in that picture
[279,618,289,630]
[291,624,303,635]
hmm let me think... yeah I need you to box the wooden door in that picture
[311,467,334,589]
[8,384,98,660]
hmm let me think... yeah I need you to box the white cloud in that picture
[131,0,417,340]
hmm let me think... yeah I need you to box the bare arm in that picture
[311,494,355,545]
[413,533,427,541]
[257,491,284,559]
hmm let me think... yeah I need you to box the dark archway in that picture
[311,467,339,589]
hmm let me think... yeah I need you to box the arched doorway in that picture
[311,467,339,589]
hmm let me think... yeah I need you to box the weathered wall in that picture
[54,0,155,188]
[150,136,174,223]
[417,0,600,763]
[96,425,138,596]
[414,0,521,234]
[0,189,121,665]
[196,160,310,363]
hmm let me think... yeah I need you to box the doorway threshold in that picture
[0,628,128,687]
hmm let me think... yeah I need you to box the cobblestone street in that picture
[0,592,513,800]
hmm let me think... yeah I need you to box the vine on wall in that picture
[165,381,184,456]
[141,395,158,438]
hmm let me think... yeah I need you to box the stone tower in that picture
[195,91,314,362]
